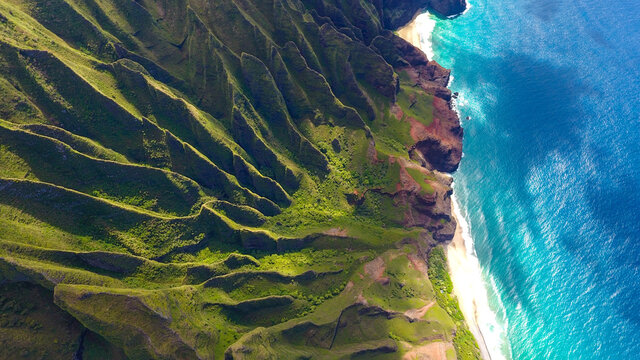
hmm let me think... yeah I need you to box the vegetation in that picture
[429,247,482,359]
[0,0,475,358]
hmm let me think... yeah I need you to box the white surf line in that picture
[397,9,511,359]
[449,192,510,360]
[397,12,437,60]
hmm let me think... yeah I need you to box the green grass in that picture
[370,97,415,151]
[0,282,85,358]
[364,253,435,311]
[0,0,473,357]
[428,246,482,359]
[406,167,436,195]
[396,84,435,127]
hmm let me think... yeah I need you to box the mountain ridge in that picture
[0,0,479,358]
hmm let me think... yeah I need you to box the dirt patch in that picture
[345,281,354,291]
[391,103,404,120]
[364,257,389,284]
[402,341,453,360]
[367,140,380,163]
[356,293,369,305]
[407,253,428,275]
[408,115,431,142]
[323,228,348,237]
[404,301,435,320]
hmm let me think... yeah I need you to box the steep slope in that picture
[0,0,477,359]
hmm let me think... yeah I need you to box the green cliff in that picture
[0,0,479,358]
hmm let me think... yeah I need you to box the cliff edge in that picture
[0,0,477,358]
[381,0,467,29]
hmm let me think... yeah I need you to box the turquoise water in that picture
[426,0,640,359]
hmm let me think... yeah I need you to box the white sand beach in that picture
[397,14,509,360]
[448,197,493,360]
[396,12,437,60]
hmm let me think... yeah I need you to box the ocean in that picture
[413,0,640,358]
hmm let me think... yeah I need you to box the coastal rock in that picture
[380,0,467,29]
[379,32,463,172]
[429,0,467,17]
[370,26,463,239]
[412,134,462,173]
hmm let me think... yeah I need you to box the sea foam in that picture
[396,12,437,60]
[449,193,512,360]
[399,10,512,359]
[412,13,437,60]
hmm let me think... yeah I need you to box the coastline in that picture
[448,196,492,360]
[397,11,506,360]
[396,12,437,60]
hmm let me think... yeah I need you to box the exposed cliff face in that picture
[0,0,470,358]
[380,0,467,29]
[373,31,463,173]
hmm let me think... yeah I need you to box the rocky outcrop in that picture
[368,17,464,241]
[429,0,468,17]
[374,30,463,173]
[380,0,467,29]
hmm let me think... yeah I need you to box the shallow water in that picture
[421,0,640,358]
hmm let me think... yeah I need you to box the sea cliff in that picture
[0,0,477,358]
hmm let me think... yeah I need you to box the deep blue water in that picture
[428,0,640,358]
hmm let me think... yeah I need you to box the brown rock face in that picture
[369,26,463,241]
[380,0,467,29]
[365,157,457,242]
[398,163,457,241]
[429,0,467,17]
[376,32,463,173]
[407,92,463,173]
[404,50,462,172]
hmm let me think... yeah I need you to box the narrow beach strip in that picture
[449,195,504,360]
[398,11,510,360]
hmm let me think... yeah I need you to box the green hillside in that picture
[0,0,478,358]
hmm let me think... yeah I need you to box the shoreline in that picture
[448,196,492,360]
[397,10,507,360]
[396,12,437,60]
